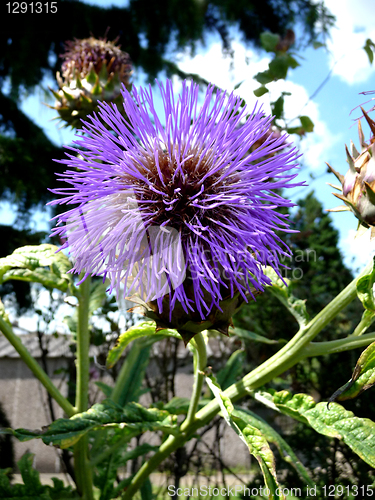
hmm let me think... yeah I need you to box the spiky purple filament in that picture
[50,79,301,320]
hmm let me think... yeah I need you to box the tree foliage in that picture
[0,0,334,221]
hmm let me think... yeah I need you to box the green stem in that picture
[74,276,94,500]
[75,276,91,413]
[74,436,94,500]
[122,260,373,498]
[352,312,375,337]
[0,316,75,417]
[183,331,207,429]
[300,331,375,357]
[122,331,207,499]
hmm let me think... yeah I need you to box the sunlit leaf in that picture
[206,374,285,499]
[106,321,181,369]
[256,389,375,468]
[233,407,314,488]
[0,244,72,292]
[0,400,178,449]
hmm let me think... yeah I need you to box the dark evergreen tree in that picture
[0,0,334,221]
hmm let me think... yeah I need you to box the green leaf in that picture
[329,341,375,403]
[233,327,283,345]
[1,400,178,449]
[286,54,300,69]
[140,477,153,500]
[256,389,375,468]
[161,396,209,415]
[269,55,290,80]
[254,70,274,85]
[234,80,244,90]
[264,267,309,327]
[233,408,314,488]
[364,45,374,64]
[253,86,269,97]
[95,381,114,398]
[356,257,375,312]
[0,453,78,499]
[300,115,314,133]
[313,41,325,49]
[354,259,375,334]
[206,375,285,499]
[271,96,284,120]
[106,321,181,369]
[364,39,375,64]
[216,349,245,390]
[113,338,154,406]
[260,32,280,52]
[0,245,73,292]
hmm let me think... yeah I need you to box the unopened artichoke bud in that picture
[327,108,375,237]
[50,37,132,128]
[131,284,255,346]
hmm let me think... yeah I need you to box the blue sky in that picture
[2,0,375,274]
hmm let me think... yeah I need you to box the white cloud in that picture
[177,42,337,171]
[341,227,375,271]
[324,0,375,85]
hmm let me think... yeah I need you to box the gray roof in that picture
[0,330,77,358]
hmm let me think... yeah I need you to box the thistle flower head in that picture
[50,36,132,128]
[50,80,301,342]
[327,108,375,236]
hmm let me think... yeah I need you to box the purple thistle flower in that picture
[50,79,301,336]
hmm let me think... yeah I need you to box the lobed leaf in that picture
[256,389,375,468]
[0,453,78,499]
[233,327,283,345]
[0,244,73,292]
[1,400,178,449]
[233,407,314,488]
[206,374,285,500]
[106,321,181,369]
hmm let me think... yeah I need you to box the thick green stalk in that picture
[122,331,207,500]
[182,331,207,429]
[0,316,75,417]
[74,276,94,500]
[74,435,94,500]
[300,331,375,357]
[75,276,92,413]
[122,260,373,498]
